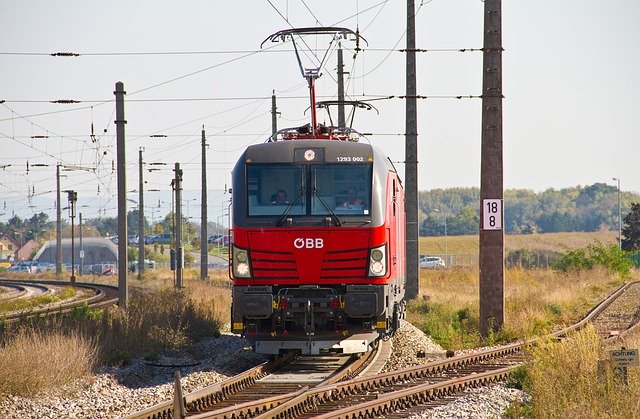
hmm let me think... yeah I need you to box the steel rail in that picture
[0,279,118,321]
[0,283,35,300]
[313,366,514,419]
[189,346,380,419]
[124,352,298,419]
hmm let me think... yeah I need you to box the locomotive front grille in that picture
[250,249,299,280]
[320,249,368,279]
[248,248,369,280]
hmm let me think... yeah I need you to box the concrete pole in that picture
[271,91,278,141]
[337,44,346,127]
[138,147,145,279]
[200,128,208,280]
[115,81,128,309]
[175,163,183,288]
[79,212,83,276]
[69,193,75,286]
[404,0,419,300]
[56,163,62,275]
[479,0,504,336]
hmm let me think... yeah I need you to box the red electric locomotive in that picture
[229,28,406,355]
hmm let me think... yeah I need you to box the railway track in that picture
[129,281,640,419]
[300,281,640,418]
[0,281,51,300]
[126,340,386,419]
[0,279,119,321]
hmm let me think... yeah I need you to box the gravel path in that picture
[0,322,525,418]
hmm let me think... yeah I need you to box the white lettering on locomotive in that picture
[293,238,324,249]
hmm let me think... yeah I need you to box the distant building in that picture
[0,234,20,262]
[34,238,118,265]
[17,239,39,261]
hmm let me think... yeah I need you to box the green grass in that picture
[0,286,77,313]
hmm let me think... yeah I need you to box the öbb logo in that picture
[293,238,324,249]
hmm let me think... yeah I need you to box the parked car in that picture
[128,259,157,271]
[419,255,445,268]
[210,235,229,246]
[147,233,172,244]
[207,234,223,244]
[33,261,56,272]
[8,265,31,273]
[128,235,139,245]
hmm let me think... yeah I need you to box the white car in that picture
[419,256,445,268]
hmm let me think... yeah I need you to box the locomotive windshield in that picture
[246,163,372,217]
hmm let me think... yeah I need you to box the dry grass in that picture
[410,266,635,349]
[0,267,231,395]
[0,328,97,396]
[420,231,617,255]
[524,325,640,418]
[0,286,78,312]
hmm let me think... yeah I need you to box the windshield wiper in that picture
[311,187,342,227]
[275,185,306,227]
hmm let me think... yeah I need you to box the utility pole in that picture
[174,163,183,288]
[115,81,128,308]
[613,177,622,249]
[56,163,62,275]
[479,0,504,336]
[200,127,208,280]
[271,91,278,141]
[67,190,77,286]
[337,44,346,127]
[405,0,419,300]
[79,212,83,276]
[138,147,145,279]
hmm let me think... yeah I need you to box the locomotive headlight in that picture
[233,246,251,278]
[368,244,387,277]
[236,251,247,263]
[371,261,384,274]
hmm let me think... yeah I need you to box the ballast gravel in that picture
[0,322,526,418]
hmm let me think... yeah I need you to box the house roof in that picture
[0,234,20,248]
[17,239,39,260]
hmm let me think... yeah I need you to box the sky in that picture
[1,0,639,224]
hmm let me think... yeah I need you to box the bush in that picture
[554,241,633,277]
[90,287,223,365]
[524,325,640,417]
[407,299,481,350]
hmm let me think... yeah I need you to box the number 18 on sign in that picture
[483,199,502,230]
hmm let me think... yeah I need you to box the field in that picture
[420,230,617,255]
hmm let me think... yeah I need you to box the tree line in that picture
[419,183,639,238]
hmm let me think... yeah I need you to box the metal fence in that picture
[424,251,562,269]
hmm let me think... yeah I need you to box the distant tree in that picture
[621,202,640,251]
[420,215,445,236]
[447,206,479,235]
[85,217,118,237]
[158,212,174,234]
[537,211,579,233]
[127,209,149,236]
